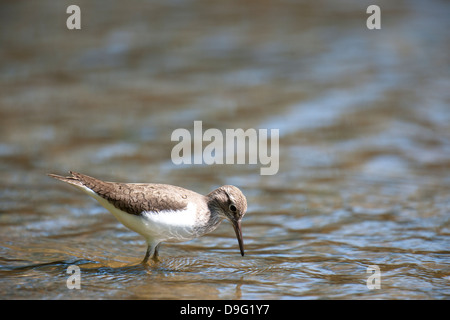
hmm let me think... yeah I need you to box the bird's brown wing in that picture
[48,171,194,215]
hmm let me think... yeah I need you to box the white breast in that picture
[140,202,200,242]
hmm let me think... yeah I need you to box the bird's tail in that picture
[47,171,85,188]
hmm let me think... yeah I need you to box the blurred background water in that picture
[0,0,449,299]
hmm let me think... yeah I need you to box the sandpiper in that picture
[48,171,247,263]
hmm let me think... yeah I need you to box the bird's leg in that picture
[151,243,161,262]
[141,245,152,264]
[141,242,161,264]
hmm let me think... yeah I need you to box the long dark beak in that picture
[232,220,245,256]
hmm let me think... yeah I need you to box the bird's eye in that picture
[229,204,237,212]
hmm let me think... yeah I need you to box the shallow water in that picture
[0,0,449,299]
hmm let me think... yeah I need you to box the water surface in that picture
[0,0,449,299]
